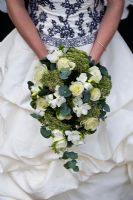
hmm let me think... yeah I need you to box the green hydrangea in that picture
[64,48,90,73]
[99,76,112,98]
[41,70,63,91]
[42,108,71,131]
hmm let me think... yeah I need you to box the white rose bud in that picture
[33,65,47,86]
[89,66,102,83]
[54,138,67,152]
[57,57,76,71]
[90,88,101,101]
[82,117,99,131]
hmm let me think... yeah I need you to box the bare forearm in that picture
[89,0,124,62]
[6,0,48,59]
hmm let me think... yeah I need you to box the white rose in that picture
[36,97,49,110]
[69,81,84,96]
[89,66,102,83]
[90,88,101,101]
[57,57,76,71]
[33,65,47,86]
[82,117,99,131]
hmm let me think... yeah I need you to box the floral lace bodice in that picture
[29,0,105,47]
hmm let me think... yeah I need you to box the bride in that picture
[0,0,133,199]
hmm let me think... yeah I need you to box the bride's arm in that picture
[89,0,124,63]
[6,0,48,59]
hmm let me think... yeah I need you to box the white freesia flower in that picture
[89,66,102,83]
[65,130,83,145]
[76,73,87,83]
[73,103,91,117]
[52,129,64,139]
[84,82,93,90]
[31,85,40,93]
[45,93,66,108]
[76,73,93,91]
[35,108,45,116]
[47,49,63,63]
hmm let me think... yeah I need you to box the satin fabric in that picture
[0,29,133,199]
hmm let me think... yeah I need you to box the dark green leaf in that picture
[82,90,91,103]
[99,110,107,121]
[38,87,49,96]
[103,103,110,112]
[40,126,52,138]
[59,85,71,97]
[99,66,108,76]
[50,63,56,71]
[27,81,34,89]
[62,151,78,160]
[30,113,41,120]
[30,101,36,109]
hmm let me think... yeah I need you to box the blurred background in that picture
[0,0,133,52]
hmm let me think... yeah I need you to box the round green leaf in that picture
[59,85,71,97]
[40,126,52,138]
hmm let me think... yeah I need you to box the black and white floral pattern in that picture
[29,0,105,47]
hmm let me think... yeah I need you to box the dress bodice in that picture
[29,0,105,47]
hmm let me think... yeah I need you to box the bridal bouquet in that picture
[28,47,112,172]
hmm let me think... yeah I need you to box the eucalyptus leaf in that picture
[40,126,52,138]
[64,159,79,171]
[60,103,71,117]
[59,85,71,97]
[60,69,71,80]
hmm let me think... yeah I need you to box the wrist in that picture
[38,49,48,60]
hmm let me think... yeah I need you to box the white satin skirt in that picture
[0,29,133,200]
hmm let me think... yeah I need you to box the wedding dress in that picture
[0,0,133,199]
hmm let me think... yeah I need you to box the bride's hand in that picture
[89,0,124,63]
[6,0,48,60]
